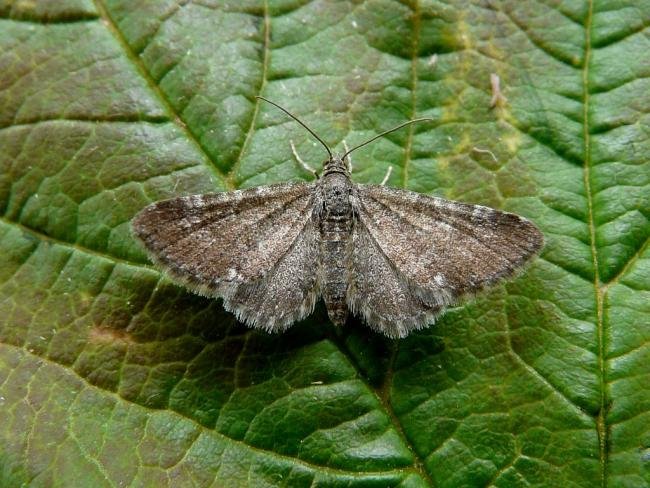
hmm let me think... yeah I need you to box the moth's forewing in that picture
[132,183,320,330]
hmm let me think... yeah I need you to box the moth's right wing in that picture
[132,183,320,331]
[348,184,543,337]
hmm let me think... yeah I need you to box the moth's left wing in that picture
[132,183,320,331]
[349,184,543,336]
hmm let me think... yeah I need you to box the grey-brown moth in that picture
[132,98,544,338]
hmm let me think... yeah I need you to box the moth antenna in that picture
[256,96,333,159]
[342,118,433,160]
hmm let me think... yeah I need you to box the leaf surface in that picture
[0,1,648,486]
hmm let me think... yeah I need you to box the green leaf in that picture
[1,1,648,486]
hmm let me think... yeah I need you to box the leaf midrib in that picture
[331,333,435,486]
[580,2,608,487]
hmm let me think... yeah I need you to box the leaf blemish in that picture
[89,326,134,345]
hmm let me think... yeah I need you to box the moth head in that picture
[323,154,350,174]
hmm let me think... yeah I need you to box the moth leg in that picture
[380,166,393,186]
[342,140,353,172]
[290,140,319,179]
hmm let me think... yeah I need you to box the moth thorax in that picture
[322,174,353,217]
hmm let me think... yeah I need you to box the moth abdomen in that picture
[319,206,353,326]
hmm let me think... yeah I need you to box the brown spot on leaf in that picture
[89,326,134,344]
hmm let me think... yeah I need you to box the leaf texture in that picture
[0,1,648,486]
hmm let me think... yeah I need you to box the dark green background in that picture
[1,1,648,486]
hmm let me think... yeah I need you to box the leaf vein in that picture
[227,0,271,187]
[0,342,417,478]
[92,0,230,188]
[0,217,155,272]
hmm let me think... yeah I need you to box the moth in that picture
[133,97,543,338]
